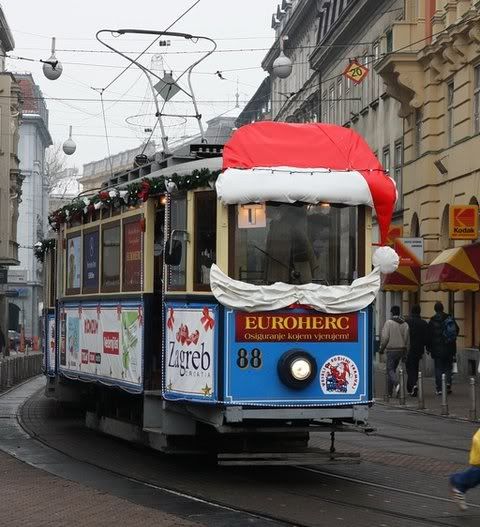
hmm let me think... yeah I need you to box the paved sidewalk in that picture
[374,362,480,422]
[0,451,203,527]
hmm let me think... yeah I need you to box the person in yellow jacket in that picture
[449,428,480,510]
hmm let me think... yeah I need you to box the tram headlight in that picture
[277,350,317,389]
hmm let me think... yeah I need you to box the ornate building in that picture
[376,0,480,374]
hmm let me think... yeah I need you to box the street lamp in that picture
[272,36,293,79]
[42,37,63,81]
[62,126,76,155]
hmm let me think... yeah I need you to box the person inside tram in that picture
[263,204,316,285]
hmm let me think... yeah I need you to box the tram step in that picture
[217,450,360,466]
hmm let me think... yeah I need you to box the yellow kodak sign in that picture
[449,205,478,240]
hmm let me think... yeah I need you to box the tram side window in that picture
[167,193,187,291]
[194,191,216,290]
[102,223,121,292]
[82,228,99,294]
[66,234,81,295]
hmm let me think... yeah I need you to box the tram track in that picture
[3,379,478,527]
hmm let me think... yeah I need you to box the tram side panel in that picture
[163,301,373,412]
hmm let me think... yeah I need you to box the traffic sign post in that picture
[343,60,369,84]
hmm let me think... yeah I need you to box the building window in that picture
[329,84,335,123]
[345,83,351,122]
[414,109,423,157]
[321,90,327,122]
[386,30,393,53]
[337,78,343,124]
[394,139,403,208]
[382,146,391,175]
[474,65,480,134]
[447,81,454,146]
[373,41,380,62]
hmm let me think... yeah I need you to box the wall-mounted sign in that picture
[343,60,369,84]
[449,205,478,240]
[394,238,424,267]
[385,224,403,246]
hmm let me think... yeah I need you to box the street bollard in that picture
[441,373,449,416]
[417,371,425,410]
[384,366,390,402]
[399,368,406,405]
[469,377,477,421]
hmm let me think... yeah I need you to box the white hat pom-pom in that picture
[372,246,399,274]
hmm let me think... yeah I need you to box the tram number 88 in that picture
[237,348,262,369]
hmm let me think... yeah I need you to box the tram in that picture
[41,121,398,461]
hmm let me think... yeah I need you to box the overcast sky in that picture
[3,0,278,172]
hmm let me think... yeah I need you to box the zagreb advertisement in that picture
[59,302,143,391]
[164,304,217,401]
[225,308,370,406]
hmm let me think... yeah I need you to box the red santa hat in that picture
[217,121,397,245]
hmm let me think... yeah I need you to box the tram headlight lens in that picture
[290,358,312,381]
[277,350,317,389]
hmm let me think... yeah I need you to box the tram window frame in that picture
[101,221,121,293]
[65,232,82,296]
[82,226,100,294]
[122,214,144,292]
[167,192,187,291]
[193,190,217,291]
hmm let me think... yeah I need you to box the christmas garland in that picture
[48,168,221,232]
[34,238,56,263]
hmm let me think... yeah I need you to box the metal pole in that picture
[417,371,425,409]
[469,377,477,421]
[441,373,449,415]
[384,365,389,402]
[399,368,406,405]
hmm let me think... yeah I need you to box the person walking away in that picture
[427,301,459,395]
[380,305,410,397]
[405,304,429,396]
[449,428,480,510]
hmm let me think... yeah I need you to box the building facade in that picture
[376,0,480,374]
[0,8,23,348]
[7,74,52,341]
[262,0,406,333]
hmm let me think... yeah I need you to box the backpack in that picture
[442,315,457,344]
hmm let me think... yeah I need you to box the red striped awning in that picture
[382,266,420,292]
[424,243,480,292]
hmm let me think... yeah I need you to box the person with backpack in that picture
[427,301,459,395]
[379,305,410,397]
[405,304,429,396]
[449,428,480,510]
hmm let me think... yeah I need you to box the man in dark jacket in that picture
[427,301,459,395]
[405,304,429,396]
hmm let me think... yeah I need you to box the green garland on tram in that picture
[47,168,221,233]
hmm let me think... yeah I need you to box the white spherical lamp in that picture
[63,126,76,156]
[273,52,293,79]
[43,37,63,81]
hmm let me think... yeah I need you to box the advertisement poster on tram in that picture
[60,302,143,391]
[66,235,81,291]
[46,315,56,374]
[123,219,143,291]
[83,230,99,290]
[164,304,217,401]
[225,308,370,406]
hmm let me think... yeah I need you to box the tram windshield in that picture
[232,203,358,286]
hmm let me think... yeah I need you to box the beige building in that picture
[376,0,480,373]
[0,6,22,347]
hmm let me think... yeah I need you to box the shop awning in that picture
[424,243,480,292]
[382,266,420,292]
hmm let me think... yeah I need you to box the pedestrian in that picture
[449,428,480,510]
[405,304,429,396]
[379,305,410,397]
[427,301,459,395]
